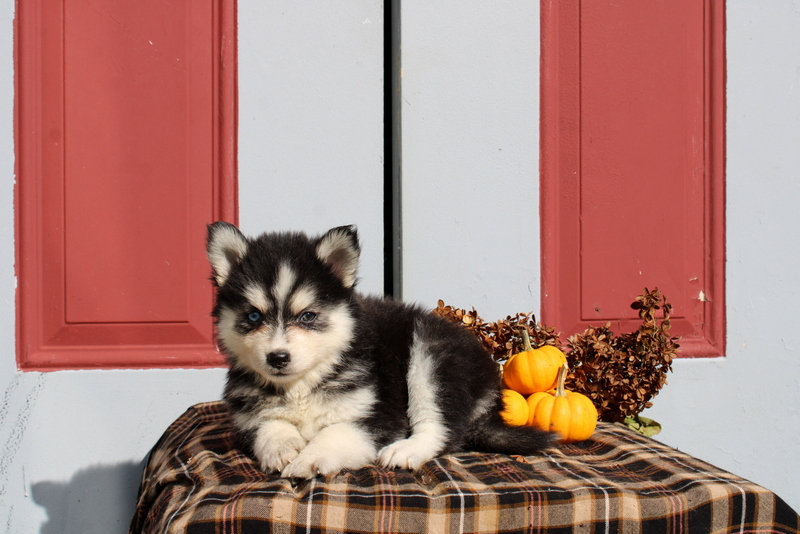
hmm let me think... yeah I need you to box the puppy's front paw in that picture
[281,449,341,479]
[280,423,378,479]
[378,436,440,471]
[252,422,307,473]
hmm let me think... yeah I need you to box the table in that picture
[129,401,800,533]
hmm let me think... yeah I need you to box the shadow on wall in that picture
[32,459,147,534]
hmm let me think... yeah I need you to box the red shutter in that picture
[540,0,725,356]
[16,0,238,370]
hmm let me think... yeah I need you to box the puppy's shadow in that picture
[32,460,146,534]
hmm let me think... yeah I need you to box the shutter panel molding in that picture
[16,0,238,370]
[540,0,725,357]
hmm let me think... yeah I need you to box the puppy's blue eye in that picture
[299,311,317,324]
[246,310,262,324]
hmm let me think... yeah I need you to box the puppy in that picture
[207,222,553,478]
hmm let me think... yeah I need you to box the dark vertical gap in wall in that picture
[384,0,402,299]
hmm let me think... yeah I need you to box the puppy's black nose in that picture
[267,351,291,369]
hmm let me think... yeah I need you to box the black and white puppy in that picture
[207,222,553,479]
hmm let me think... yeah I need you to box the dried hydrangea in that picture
[433,288,679,422]
[432,300,560,362]
[565,288,678,421]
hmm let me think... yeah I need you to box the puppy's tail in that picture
[465,405,556,456]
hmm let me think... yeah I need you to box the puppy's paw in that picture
[257,437,305,473]
[281,449,344,479]
[281,423,378,479]
[378,436,440,471]
[252,422,307,473]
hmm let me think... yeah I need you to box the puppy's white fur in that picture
[315,228,359,288]
[244,383,379,476]
[252,419,307,472]
[272,263,296,309]
[244,283,271,315]
[207,225,248,286]
[378,333,449,470]
[281,422,378,478]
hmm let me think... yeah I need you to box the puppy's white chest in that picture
[274,386,376,441]
[282,393,327,437]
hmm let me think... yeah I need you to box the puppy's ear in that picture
[316,225,360,288]
[207,221,248,287]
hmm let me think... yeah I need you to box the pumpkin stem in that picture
[519,327,534,352]
[555,363,569,397]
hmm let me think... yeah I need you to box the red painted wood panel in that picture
[540,0,725,356]
[16,0,238,370]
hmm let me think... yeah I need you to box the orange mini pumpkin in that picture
[503,329,568,395]
[526,364,598,443]
[499,389,529,426]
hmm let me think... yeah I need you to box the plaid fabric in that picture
[130,401,800,534]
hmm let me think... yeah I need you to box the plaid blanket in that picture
[130,401,800,534]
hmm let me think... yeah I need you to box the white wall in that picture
[237,1,385,294]
[401,1,541,319]
[1,2,799,532]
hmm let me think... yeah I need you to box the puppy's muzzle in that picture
[267,351,291,369]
